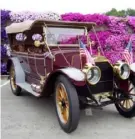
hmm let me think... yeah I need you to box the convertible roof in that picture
[5,20,96,34]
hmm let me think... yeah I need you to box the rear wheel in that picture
[54,75,80,133]
[10,64,22,96]
[115,80,135,118]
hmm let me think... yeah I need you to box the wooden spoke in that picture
[65,100,69,108]
[56,83,69,124]
[10,67,17,90]
[127,100,130,109]
[120,99,134,110]
[123,100,127,108]
[127,99,132,109]
[120,101,124,105]
[57,91,63,101]
[126,100,129,109]
[128,99,134,107]
[62,105,69,122]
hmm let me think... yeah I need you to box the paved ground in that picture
[1,81,135,139]
[1,79,9,86]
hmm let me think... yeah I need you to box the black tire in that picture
[115,103,135,118]
[54,75,80,133]
[115,80,135,118]
[10,63,22,96]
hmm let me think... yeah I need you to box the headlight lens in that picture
[114,61,130,80]
[86,66,101,85]
[120,63,130,80]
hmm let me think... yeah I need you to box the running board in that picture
[17,82,41,97]
[86,100,114,109]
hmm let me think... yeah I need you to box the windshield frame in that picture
[43,25,88,46]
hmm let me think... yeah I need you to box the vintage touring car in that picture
[6,20,135,133]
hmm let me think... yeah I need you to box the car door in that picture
[27,47,45,83]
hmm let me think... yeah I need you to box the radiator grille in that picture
[96,62,114,81]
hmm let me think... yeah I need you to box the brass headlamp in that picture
[113,61,130,80]
[82,63,101,85]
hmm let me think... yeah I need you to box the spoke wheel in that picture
[56,83,69,124]
[10,64,22,96]
[54,75,80,133]
[115,80,135,118]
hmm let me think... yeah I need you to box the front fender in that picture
[44,67,86,90]
[58,67,86,82]
[130,73,135,86]
[130,63,135,73]
[42,67,86,96]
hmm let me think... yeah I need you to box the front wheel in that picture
[54,75,80,133]
[115,80,135,118]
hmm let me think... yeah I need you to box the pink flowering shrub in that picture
[61,13,135,63]
[1,10,135,66]
[127,16,135,32]
[9,11,61,22]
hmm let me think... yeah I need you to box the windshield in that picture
[45,26,86,45]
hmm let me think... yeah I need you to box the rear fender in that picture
[10,57,25,84]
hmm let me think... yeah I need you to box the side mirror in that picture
[34,40,45,47]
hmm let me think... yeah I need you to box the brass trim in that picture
[93,55,109,63]
[93,55,114,68]
[82,63,101,85]
[113,61,130,80]
[39,73,50,85]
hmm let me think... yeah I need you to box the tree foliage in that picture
[105,8,135,17]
